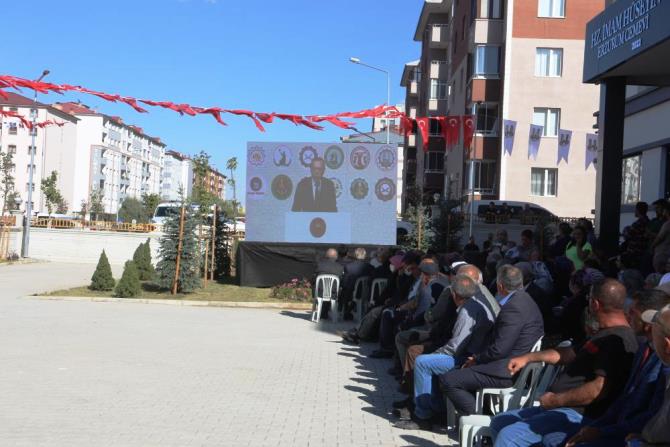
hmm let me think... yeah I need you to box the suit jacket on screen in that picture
[291,177,337,212]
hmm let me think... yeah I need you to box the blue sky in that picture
[3,0,422,201]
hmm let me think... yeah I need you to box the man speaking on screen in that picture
[291,157,338,212]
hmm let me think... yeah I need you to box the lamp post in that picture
[21,69,49,258]
[349,57,391,144]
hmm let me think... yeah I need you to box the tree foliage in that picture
[133,238,155,281]
[40,170,67,215]
[0,152,16,215]
[118,197,148,223]
[142,193,161,220]
[155,203,201,293]
[214,209,235,279]
[428,204,464,253]
[114,260,141,298]
[401,204,432,252]
[90,250,115,291]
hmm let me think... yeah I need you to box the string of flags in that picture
[0,110,67,130]
[0,73,599,170]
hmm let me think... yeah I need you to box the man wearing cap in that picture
[395,274,496,430]
[626,302,670,445]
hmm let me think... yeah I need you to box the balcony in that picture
[424,172,444,190]
[430,61,448,79]
[430,24,450,48]
[410,81,419,95]
[469,18,503,48]
[408,134,416,147]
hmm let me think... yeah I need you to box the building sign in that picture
[584,0,670,82]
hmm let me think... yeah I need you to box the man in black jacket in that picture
[439,264,544,416]
[340,247,374,319]
[291,157,337,212]
[314,248,344,318]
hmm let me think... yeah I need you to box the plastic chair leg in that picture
[313,298,322,323]
[331,299,338,323]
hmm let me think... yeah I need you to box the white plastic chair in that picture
[475,337,544,415]
[311,274,340,323]
[460,363,557,447]
[369,278,389,307]
[352,276,371,322]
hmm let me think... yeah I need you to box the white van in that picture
[454,200,557,221]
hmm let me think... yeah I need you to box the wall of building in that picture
[42,115,78,214]
[502,37,599,217]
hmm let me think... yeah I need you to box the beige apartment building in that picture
[403,0,605,218]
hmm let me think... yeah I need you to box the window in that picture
[481,0,503,18]
[429,118,442,136]
[621,155,641,204]
[473,103,499,135]
[468,160,497,193]
[535,48,563,77]
[25,182,35,192]
[531,168,558,196]
[27,146,36,155]
[533,108,560,137]
[7,145,16,154]
[26,164,35,174]
[430,80,448,99]
[474,45,500,76]
[8,123,17,135]
[538,0,565,17]
[424,151,445,172]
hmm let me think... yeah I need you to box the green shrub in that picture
[114,260,141,298]
[133,239,155,281]
[269,278,312,301]
[90,250,115,291]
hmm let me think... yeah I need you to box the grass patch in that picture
[40,279,298,303]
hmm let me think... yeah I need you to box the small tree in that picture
[155,202,201,293]
[41,171,66,216]
[114,260,141,298]
[429,204,464,253]
[89,189,105,220]
[90,250,115,291]
[0,152,16,216]
[133,239,155,280]
[142,193,161,221]
[214,208,235,279]
[402,204,432,252]
[118,197,148,223]
[226,157,238,233]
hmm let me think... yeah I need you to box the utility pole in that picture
[171,205,186,295]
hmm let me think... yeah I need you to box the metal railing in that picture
[461,213,594,227]
[30,218,158,233]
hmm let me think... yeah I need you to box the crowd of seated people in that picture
[311,199,670,445]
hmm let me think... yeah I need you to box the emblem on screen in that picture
[350,178,369,200]
[250,177,263,192]
[350,146,370,170]
[375,178,396,202]
[248,147,265,166]
[324,145,344,170]
[271,174,293,200]
[330,177,343,198]
[309,217,327,238]
[273,146,292,167]
[376,146,396,171]
[299,146,318,167]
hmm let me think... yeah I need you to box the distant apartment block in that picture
[161,150,194,202]
[403,0,604,218]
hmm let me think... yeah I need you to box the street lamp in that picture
[21,69,49,258]
[349,57,391,144]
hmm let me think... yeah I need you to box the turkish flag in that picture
[399,116,414,137]
[416,117,430,149]
[442,116,461,151]
[462,115,475,150]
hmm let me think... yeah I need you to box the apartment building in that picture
[404,0,604,218]
[161,150,194,201]
[193,166,226,201]
[52,102,165,215]
[0,93,78,215]
[583,0,670,254]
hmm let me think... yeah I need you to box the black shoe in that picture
[392,407,412,419]
[397,380,411,394]
[387,366,402,376]
[369,349,393,359]
[392,397,412,409]
[394,415,433,431]
[341,331,360,344]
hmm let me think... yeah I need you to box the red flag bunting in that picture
[444,116,461,151]
[462,115,475,150]
[416,117,430,150]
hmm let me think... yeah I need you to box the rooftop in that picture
[1,92,79,123]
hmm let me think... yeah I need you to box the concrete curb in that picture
[25,295,313,310]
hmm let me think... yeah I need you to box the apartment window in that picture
[473,103,499,135]
[531,168,558,196]
[8,123,17,135]
[474,45,500,76]
[538,0,565,17]
[468,160,497,193]
[424,151,445,172]
[27,145,36,155]
[533,108,560,137]
[26,164,35,174]
[25,182,35,192]
[430,80,448,100]
[429,118,442,136]
[481,0,503,18]
[7,145,16,154]
[535,48,563,77]
[621,155,641,204]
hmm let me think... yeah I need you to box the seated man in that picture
[340,247,374,319]
[565,289,670,447]
[313,248,344,318]
[490,279,639,447]
[440,265,544,416]
[627,302,670,445]
[395,274,495,430]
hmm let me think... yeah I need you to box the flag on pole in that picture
[503,119,517,156]
[557,129,572,165]
[585,133,598,170]
[528,124,543,160]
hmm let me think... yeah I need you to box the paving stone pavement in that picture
[0,262,457,446]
